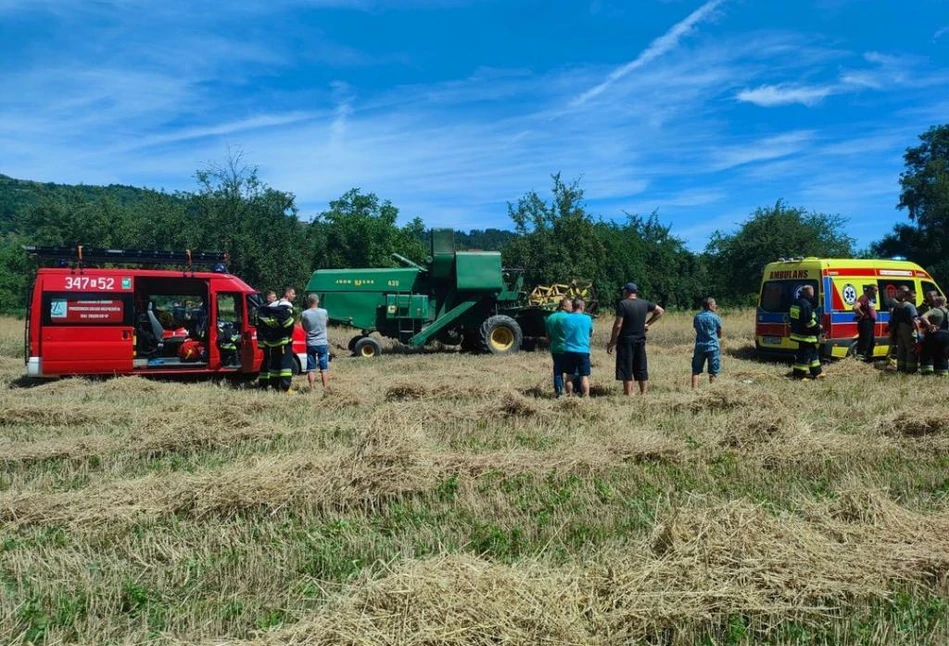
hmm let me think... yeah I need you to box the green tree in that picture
[873,124,949,286]
[706,201,855,305]
[189,154,309,295]
[504,174,607,289]
[312,189,426,269]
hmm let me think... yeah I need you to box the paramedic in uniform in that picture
[789,284,824,380]
[853,285,878,362]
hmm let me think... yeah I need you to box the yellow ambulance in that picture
[755,258,943,359]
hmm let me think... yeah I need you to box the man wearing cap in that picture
[607,282,664,395]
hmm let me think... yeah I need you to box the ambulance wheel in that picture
[353,337,382,358]
[479,315,523,355]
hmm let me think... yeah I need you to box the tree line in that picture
[1,125,946,314]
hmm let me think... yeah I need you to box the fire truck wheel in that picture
[479,315,523,355]
[353,336,382,358]
[291,355,302,375]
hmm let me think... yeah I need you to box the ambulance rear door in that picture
[38,274,135,376]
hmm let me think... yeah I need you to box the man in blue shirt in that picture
[692,297,723,388]
[562,299,593,396]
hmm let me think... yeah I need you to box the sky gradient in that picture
[1,0,947,250]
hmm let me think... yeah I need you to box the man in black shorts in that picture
[607,282,664,395]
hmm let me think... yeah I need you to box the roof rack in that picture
[23,245,228,271]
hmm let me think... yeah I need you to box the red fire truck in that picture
[24,246,306,379]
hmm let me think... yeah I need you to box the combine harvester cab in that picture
[755,257,943,360]
[306,229,553,357]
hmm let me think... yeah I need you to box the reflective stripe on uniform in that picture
[790,333,818,343]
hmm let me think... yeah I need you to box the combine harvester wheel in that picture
[353,337,382,358]
[479,315,523,355]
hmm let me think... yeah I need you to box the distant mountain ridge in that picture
[0,173,178,235]
[0,173,517,249]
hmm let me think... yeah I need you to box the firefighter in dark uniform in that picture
[257,287,296,391]
[789,284,825,380]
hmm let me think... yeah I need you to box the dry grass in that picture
[2,310,949,645]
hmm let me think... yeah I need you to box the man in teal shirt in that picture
[562,299,594,396]
[545,297,572,397]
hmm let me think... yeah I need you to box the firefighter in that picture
[789,284,824,380]
[257,287,296,391]
[920,299,949,376]
[894,289,920,374]
[217,320,240,367]
[886,286,911,369]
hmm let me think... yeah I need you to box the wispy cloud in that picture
[736,84,835,107]
[736,50,946,108]
[709,131,815,171]
[933,26,949,41]
[571,0,725,106]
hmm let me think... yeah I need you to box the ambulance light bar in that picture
[24,246,228,269]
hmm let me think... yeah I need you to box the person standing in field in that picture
[562,298,593,397]
[886,286,910,369]
[545,297,573,397]
[569,298,593,393]
[301,293,330,392]
[789,284,824,380]
[691,297,723,388]
[853,285,878,362]
[258,286,296,392]
[607,282,664,395]
[920,298,949,376]
[893,288,920,373]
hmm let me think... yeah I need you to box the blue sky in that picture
[1,0,947,251]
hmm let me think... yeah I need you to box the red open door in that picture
[242,293,264,375]
[37,275,135,376]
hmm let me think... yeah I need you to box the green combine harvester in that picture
[305,229,552,357]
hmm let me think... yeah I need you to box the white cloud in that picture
[709,131,815,171]
[736,83,835,107]
[571,0,726,106]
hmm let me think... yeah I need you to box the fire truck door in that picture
[39,291,135,375]
[242,293,263,373]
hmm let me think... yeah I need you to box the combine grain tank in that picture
[305,229,550,357]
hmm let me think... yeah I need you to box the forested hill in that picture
[0,174,180,234]
[0,173,513,250]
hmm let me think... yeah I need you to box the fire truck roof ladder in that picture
[23,246,228,271]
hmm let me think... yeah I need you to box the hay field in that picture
[2,311,948,645]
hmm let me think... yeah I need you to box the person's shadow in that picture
[724,342,792,364]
